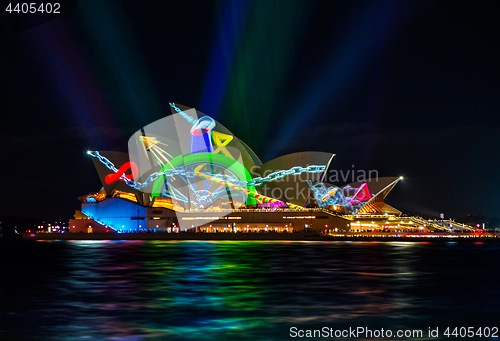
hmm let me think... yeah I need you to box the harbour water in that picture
[0,240,499,340]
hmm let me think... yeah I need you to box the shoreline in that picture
[20,232,500,242]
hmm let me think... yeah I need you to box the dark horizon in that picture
[1,0,499,222]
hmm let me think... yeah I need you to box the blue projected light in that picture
[190,116,216,154]
[307,180,372,214]
[82,198,147,232]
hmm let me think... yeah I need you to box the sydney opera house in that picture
[70,103,425,234]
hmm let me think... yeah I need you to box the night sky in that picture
[1,0,499,222]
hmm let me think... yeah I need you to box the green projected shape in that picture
[152,152,258,207]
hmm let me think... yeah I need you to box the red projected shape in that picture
[348,183,371,205]
[105,162,138,185]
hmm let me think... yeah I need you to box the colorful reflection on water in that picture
[0,240,499,340]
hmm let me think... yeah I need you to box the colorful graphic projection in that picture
[211,131,234,158]
[191,116,216,154]
[193,163,304,210]
[91,105,326,214]
[348,183,371,204]
[307,180,372,211]
[105,162,138,185]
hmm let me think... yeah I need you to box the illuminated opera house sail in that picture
[71,103,412,234]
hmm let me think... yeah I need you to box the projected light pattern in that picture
[151,152,256,210]
[104,161,138,184]
[348,183,371,205]
[82,198,147,232]
[170,102,197,125]
[80,208,115,231]
[89,105,328,213]
[85,103,404,231]
[307,180,372,214]
[190,116,216,154]
[190,163,305,211]
[89,150,324,200]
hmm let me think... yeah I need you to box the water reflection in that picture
[51,241,272,340]
[0,241,498,340]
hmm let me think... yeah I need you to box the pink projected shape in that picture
[348,183,371,205]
